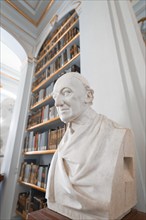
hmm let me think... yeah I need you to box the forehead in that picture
[53,76,84,93]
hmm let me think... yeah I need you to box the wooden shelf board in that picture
[30,95,54,111]
[19,181,46,193]
[24,149,56,155]
[27,117,62,132]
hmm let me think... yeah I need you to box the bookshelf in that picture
[16,9,80,219]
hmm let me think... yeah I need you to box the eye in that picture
[62,88,72,97]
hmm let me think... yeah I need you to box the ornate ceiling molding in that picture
[5,0,54,27]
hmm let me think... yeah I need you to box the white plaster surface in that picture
[46,72,136,220]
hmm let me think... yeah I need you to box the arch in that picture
[0,27,29,219]
[1,27,27,62]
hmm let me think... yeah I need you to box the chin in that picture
[59,114,72,124]
[59,116,69,123]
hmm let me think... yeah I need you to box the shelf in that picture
[38,11,78,62]
[34,33,80,78]
[17,10,80,219]
[30,95,54,111]
[37,18,79,64]
[19,181,46,193]
[32,52,80,93]
[27,116,63,132]
[24,149,56,155]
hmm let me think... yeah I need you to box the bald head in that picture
[55,72,90,88]
[53,72,94,104]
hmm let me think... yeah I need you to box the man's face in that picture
[52,76,88,123]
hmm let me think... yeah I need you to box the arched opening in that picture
[0,27,27,168]
[0,27,29,219]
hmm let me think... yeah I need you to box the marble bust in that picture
[46,72,136,220]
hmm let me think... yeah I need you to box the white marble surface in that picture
[46,72,136,220]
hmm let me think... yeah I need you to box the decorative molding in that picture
[28,56,35,64]
[1,13,36,40]
[5,0,54,27]
[50,14,58,27]
[23,0,40,11]
[72,0,82,15]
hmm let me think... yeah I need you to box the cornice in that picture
[5,0,54,27]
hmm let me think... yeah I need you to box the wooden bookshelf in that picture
[30,95,53,111]
[37,17,79,64]
[17,9,80,218]
[33,49,80,93]
[27,116,62,132]
[37,11,77,61]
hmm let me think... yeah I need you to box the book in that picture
[23,134,29,152]
[48,129,58,150]
[57,127,66,146]
[34,133,39,151]
[28,131,34,151]
[16,191,30,215]
[37,166,44,187]
[23,163,32,183]
[41,165,49,189]
[29,164,39,185]
[38,89,45,102]
[19,162,27,181]
[39,131,48,150]
[45,82,54,97]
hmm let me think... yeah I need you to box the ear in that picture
[85,90,93,104]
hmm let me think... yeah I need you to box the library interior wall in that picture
[80,0,145,212]
[0,0,145,219]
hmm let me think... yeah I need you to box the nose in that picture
[55,94,64,107]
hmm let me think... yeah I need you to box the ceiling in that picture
[5,0,54,27]
[1,0,145,104]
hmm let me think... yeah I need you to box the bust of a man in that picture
[46,72,136,220]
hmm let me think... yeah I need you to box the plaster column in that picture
[80,0,145,212]
[0,57,35,219]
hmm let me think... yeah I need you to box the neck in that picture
[69,107,96,126]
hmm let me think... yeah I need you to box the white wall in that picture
[80,0,145,212]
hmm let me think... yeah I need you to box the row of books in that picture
[19,160,50,189]
[31,82,54,106]
[35,26,79,73]
[24,126,66,152]
[27,105,58,128]
[16,190,47,216]
[35,42,80,75]
[38,10,78,60]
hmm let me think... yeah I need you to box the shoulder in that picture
[101,115,131,134]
